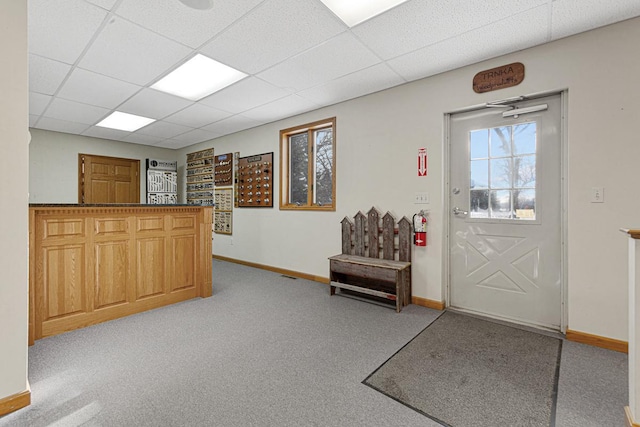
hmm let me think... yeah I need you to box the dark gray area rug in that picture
[364,311,562,427]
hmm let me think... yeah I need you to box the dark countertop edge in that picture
[30,203,214,207]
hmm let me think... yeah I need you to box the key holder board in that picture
[214,153,233,186]
[237,152,273,208]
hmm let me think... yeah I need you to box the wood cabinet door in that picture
[80,154,140,203]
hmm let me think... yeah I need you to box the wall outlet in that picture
[591,187,604,203]
[414,192,429,204]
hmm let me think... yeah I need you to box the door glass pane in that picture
[514,155,536,188]
[470,189,489,218]
[289,133,308,205]
[490,158,512,188]
[470,130,489,159]
[513,122,536,155]
[490,190,512,218]
[514,189,536,220]
[470,160,488,188]
[490,126,512,157]
[314,128,333,206]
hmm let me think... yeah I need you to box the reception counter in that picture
[29,204,213,344]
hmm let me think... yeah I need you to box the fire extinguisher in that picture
[413,210,427,246]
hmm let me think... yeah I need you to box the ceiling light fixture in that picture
[178,0,213,11]
[319,0,409,27]
[151,54,247,101]
[96,111,155,132]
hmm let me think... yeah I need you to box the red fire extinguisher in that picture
[413,210,427,246]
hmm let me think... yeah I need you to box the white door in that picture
[449,94,563,330]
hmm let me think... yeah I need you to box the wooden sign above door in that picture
[473,62,524,93]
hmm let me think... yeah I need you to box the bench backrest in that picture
[341,207,411,263]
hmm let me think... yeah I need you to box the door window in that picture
[469,122,537,220]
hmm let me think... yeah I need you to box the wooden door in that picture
[79,154,140,204]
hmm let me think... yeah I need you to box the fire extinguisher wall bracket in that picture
[413,210,427,246]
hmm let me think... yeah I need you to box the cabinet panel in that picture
[171,235,195,291]
[43,244,86,319]
[95,241,129,309]
[137,237,165,299]
[137,216,164,232]
[43,218,84,240]
[171,215,196,231]
[95,217,128,236]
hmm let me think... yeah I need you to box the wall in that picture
[176,17,640,341]
[29,129,178,203]
[0,0,29,406]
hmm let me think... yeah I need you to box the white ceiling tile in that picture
[35,117,91,134]
[29,55,72,96]
[57,68,141,109]
[30,92,52,116]
[258,32,381,92]
[82,126,131,141]
[201,115,264,135]
[118,88,193,120]
[29,0,107,64]
[352,0,549,60]
[44,98,110,125]
[298,63,405,106]
[85,0,118,11]
[200,0,346,74]
[78,17,192,85]
[122,133,165,146]
[164,104,232,128]
[242,95,320,122]
[387,5,550,82]
[551,0,640,39]
[153,139,198,150]
[115,0,265,48]
[29,115,40,127]
[199,77,290,113]
[170,129,221,145]
[136,120,194,138]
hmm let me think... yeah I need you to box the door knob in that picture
[453,207,468,215]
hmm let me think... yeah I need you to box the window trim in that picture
[279,117,336,211]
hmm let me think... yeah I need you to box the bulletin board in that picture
[214,188,233,235]
[237,152,273,208]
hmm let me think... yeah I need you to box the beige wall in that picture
[177,17,640,341]
[0,1,29,403]
[29,129,178,203]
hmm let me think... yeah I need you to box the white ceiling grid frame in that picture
[118,88,194,120]
[199,0,347,74]
[123,132,168,146]
[241,94,320,122]
[135,120,193,139]
[297,63,405,106]
[44,98,111,125]
[257,32,382,92]
[387,4,551,81]
[78,16,192,86]
[29,93,53,117]
[170,128,222,145]
[199,77,291,114]
[29,55,73,96]
[551,0,640,39]
[82,126,131,141]
[352,0,549,60]
[57,67,142,109]
[201,114,264,135]
[115,0,266,49]
[36,117,91,135]
[85,0,119,11]
[28,0,108,65]
[163,103,233,128]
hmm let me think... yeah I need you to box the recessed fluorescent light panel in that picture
[96,111,155,132]
[320,0,409,27]
[151,54,247,101]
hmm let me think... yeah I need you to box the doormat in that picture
[363,311,562,427]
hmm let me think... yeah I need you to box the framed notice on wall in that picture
[214,188,233,235]
[237,152,273,208]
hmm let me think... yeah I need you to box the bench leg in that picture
[330,284,336,296]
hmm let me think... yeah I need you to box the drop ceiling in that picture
[28,0,640,149]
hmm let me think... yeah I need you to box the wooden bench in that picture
[329,208,412,312]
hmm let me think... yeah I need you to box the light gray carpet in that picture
[364,311,562,427]
[0,260,629,426]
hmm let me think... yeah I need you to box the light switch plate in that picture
[591,187,604,203]
[414,192,429,204]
